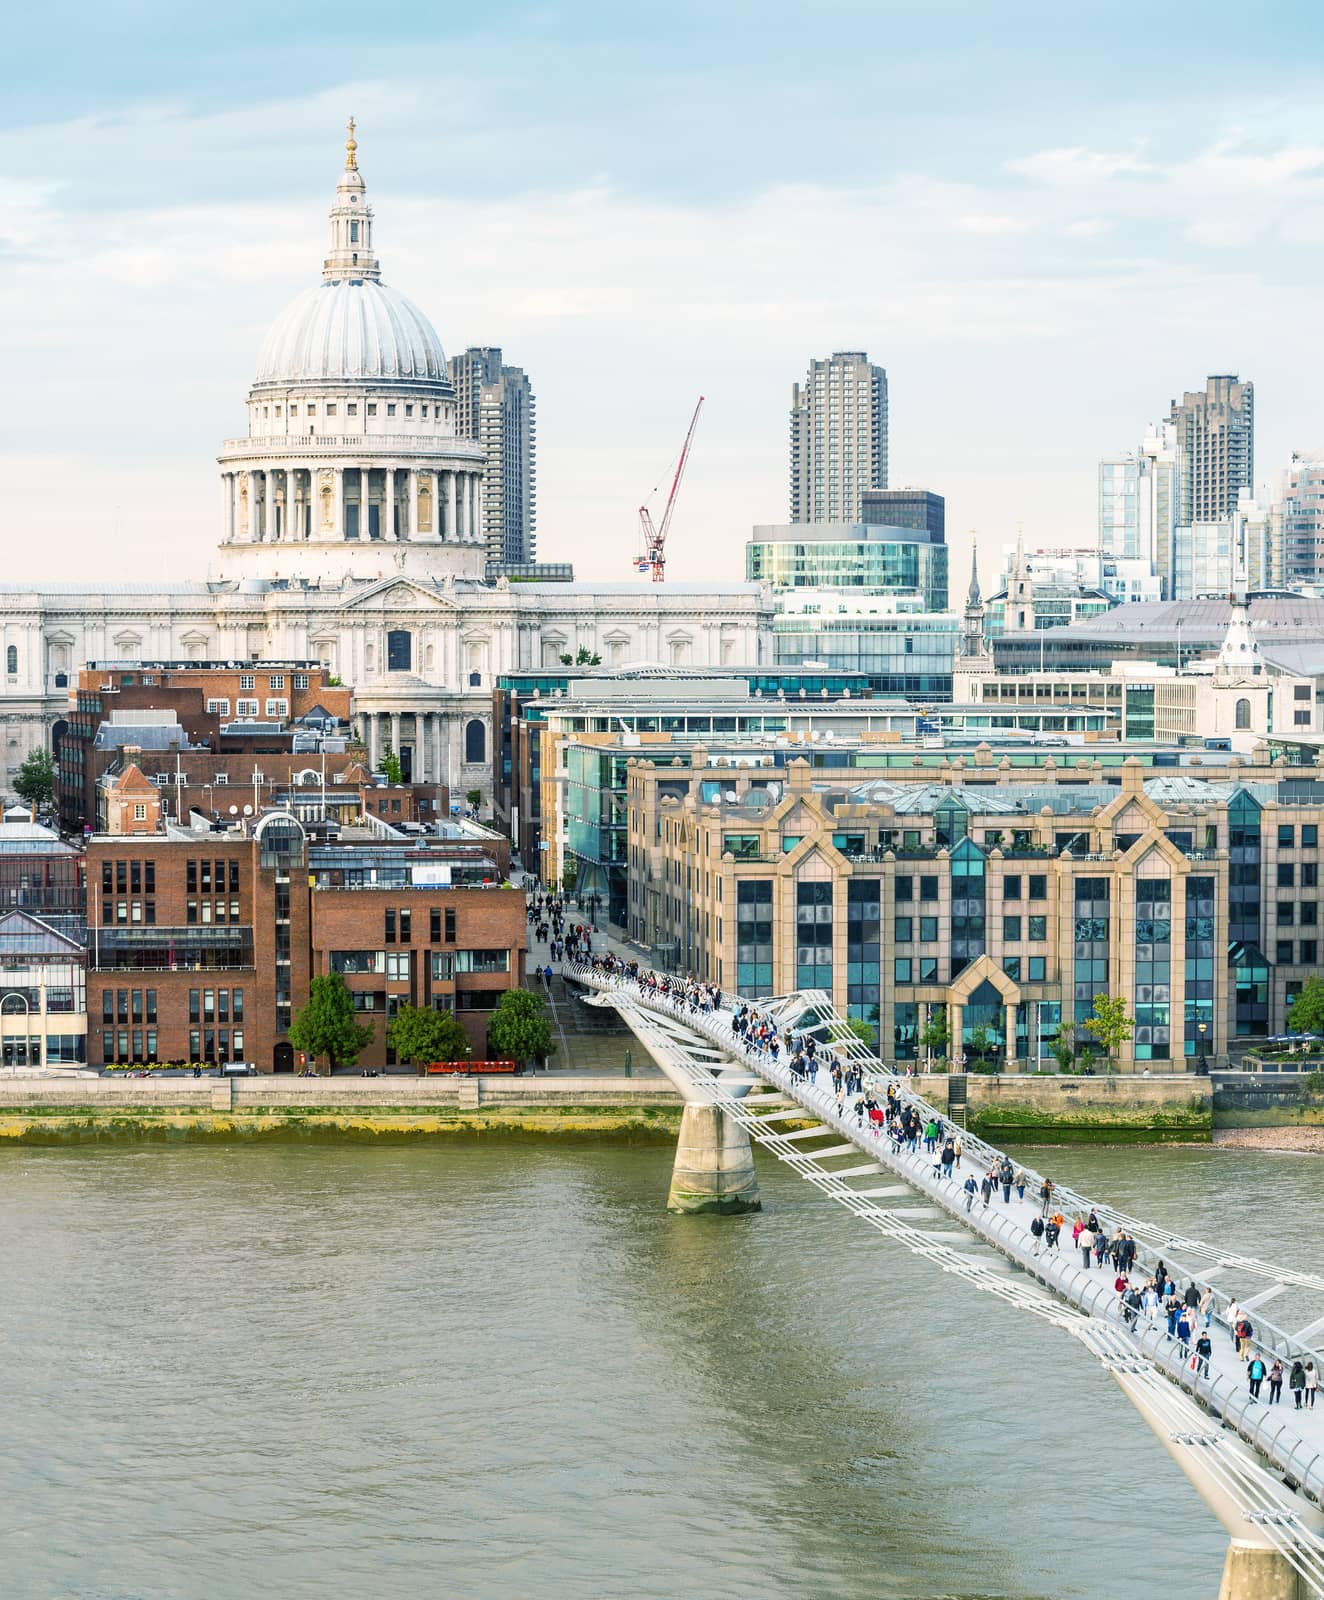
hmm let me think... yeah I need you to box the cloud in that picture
[1007,145,1155,184]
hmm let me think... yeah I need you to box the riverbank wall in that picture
[0,1076,687,1144]
[0,1072,1217,1144]
[918,1074,1213,1145]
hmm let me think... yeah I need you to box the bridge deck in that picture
[568,963,1324,1590]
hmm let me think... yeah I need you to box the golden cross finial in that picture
[345,116,358,170]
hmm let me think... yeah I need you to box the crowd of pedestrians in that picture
[565,940,1324,1418]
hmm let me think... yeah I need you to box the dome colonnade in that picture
[216,119,485,584]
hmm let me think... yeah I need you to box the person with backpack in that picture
[1235,1315,1254,1360]
[1269,1359,1284,1403]
[1044,1214,1062,1253]
[1247,1354,1267,1400]
[1194,1330,1213,1378]
[1290,1361,1307,1409]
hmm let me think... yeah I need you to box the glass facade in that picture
[950,839,986,977]
[1073,878,1110,1031]
[795,881,833,991]
[1228,790,1262,946]
[735,880,773,996]
[846,879,880,1025]
[772,611,957,698]
[1133,877,1171,1060]
[748,536,948,611]
[1184,875,1215,1058]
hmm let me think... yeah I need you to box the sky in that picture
[6,0,1324,596]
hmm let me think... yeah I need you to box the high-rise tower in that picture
[1168,375,1254,526]
[449,348,537,566]
[789,351,888,523]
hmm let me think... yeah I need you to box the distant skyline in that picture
[7,1,1324,596]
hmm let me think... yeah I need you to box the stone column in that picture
[415,713,428,782]
[433,716,445,788]
[264,470,274,543]
[667,1103,761,1214]
[447,471,458,542]
[950,1004,964,1067]
[432,471,443,535]
[468,474,478,543]
[1004,1002,1018,1073]
[333,466,344,540]
[1217,1541,1304,1599]
[390,712,401,762]
[408,469,419,540]
[288,467,300,540]
[475,473,484,551]
[361,466,372,540]
[385,467,396,539]
[221,474,231,542]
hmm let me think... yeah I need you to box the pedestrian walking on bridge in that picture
[1247,1355,1267,1400]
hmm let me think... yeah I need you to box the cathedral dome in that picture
[255,278,448,387]
[250,119,452,395]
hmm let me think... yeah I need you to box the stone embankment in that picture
[1213,1125,1324,1153]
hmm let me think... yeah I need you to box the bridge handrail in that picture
[564,960,1324,1372]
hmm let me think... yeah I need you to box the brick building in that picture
[86,807,523,1071]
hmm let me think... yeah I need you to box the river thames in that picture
[2,1140,1319,1598]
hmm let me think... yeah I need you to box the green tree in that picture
[842,1016,877,1050]
[379,747,404,784]
[13,747,54,810]
[1288,976,1324,1037]
[387,1004,470,1067]
[574,646,601,666]
[920,1004,949,1063]
[1050,1033,1078,1075]
[561,859,579,893]
[289,973,374,1072]
[487,987,556,1065]
[465,788,482,808]
[558,653,573,666]
[1081,994,1134,1074]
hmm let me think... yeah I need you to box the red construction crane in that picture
[635,396,704,582]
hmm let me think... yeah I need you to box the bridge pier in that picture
[1218,1542,1302,1600]
[667,1103,761,1215]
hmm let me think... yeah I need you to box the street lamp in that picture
[1197,1020,1209,1075]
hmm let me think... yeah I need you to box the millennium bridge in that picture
[570,964,1324,1600]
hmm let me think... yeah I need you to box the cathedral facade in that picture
[1,128,770,794]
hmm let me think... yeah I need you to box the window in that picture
[1028,875,1047,900]
[268,674,285,690]
[1305,826,1318,848]
[893,958,912,983]
[1003,875,1022,900]
[399,910,411,944]
[1235,698,1252,730]
[465,719,486,764]
[919,957,938,982]
[1279,901,1296,925]
[265,699,289,718]
[385,909,396,944]
[1028,956,1046,981]
[206,698,230,716]
[1004,957,1021,980]
[894,917,912,942]
[367,403,377,417]
[387,403,397,417]
[346,405,357,418]
[1303,902,1318,927]
[455,949,510,973]
[895,876,913,902]
[1029,915,1047,941]
[918,875,938,902]
[132,803,146,821]
[1278,863,1296,888]
[1303,941,1318,966]
[5,646,15,675]
[1304,863,1319,888]
[1003,916,1022,943]
[1278,940,1295,965]
[444,907,456,942]
[236,699,259,717]
[240,674,254,691]
[330,951,386,974]
[387,630,412,672]
[386,953,409,981]
[293,673,308,690]
[430,909,441,943]
[431,952,454,980]
[1279,825,1296,848]
[919,916,938,942]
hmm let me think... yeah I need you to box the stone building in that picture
[0,126,770,803]
[626,748,1324,1070]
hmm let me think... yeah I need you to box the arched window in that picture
[1235,697,1251,730]
[387,630,412,672]
[5,647,15,675]
[465,719,486,764]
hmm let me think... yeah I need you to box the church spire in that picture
[323,117,381,283]
[966,533,982,608]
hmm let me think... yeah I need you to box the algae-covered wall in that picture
[964,1075,1212,1144]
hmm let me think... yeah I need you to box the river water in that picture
[2,1139,1321,1599]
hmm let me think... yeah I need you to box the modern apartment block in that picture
[789,351,888,523]
[627,749,1324,1068]
[448,347,537,564]
[1098,422,1180,596]
[1276,455,1324,589]
[859,487,945,542]
[85,795,523,1070]
[1168,375,1254,527]
[747,521,948,610]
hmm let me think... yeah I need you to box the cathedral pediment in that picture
[341,577,458,613]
